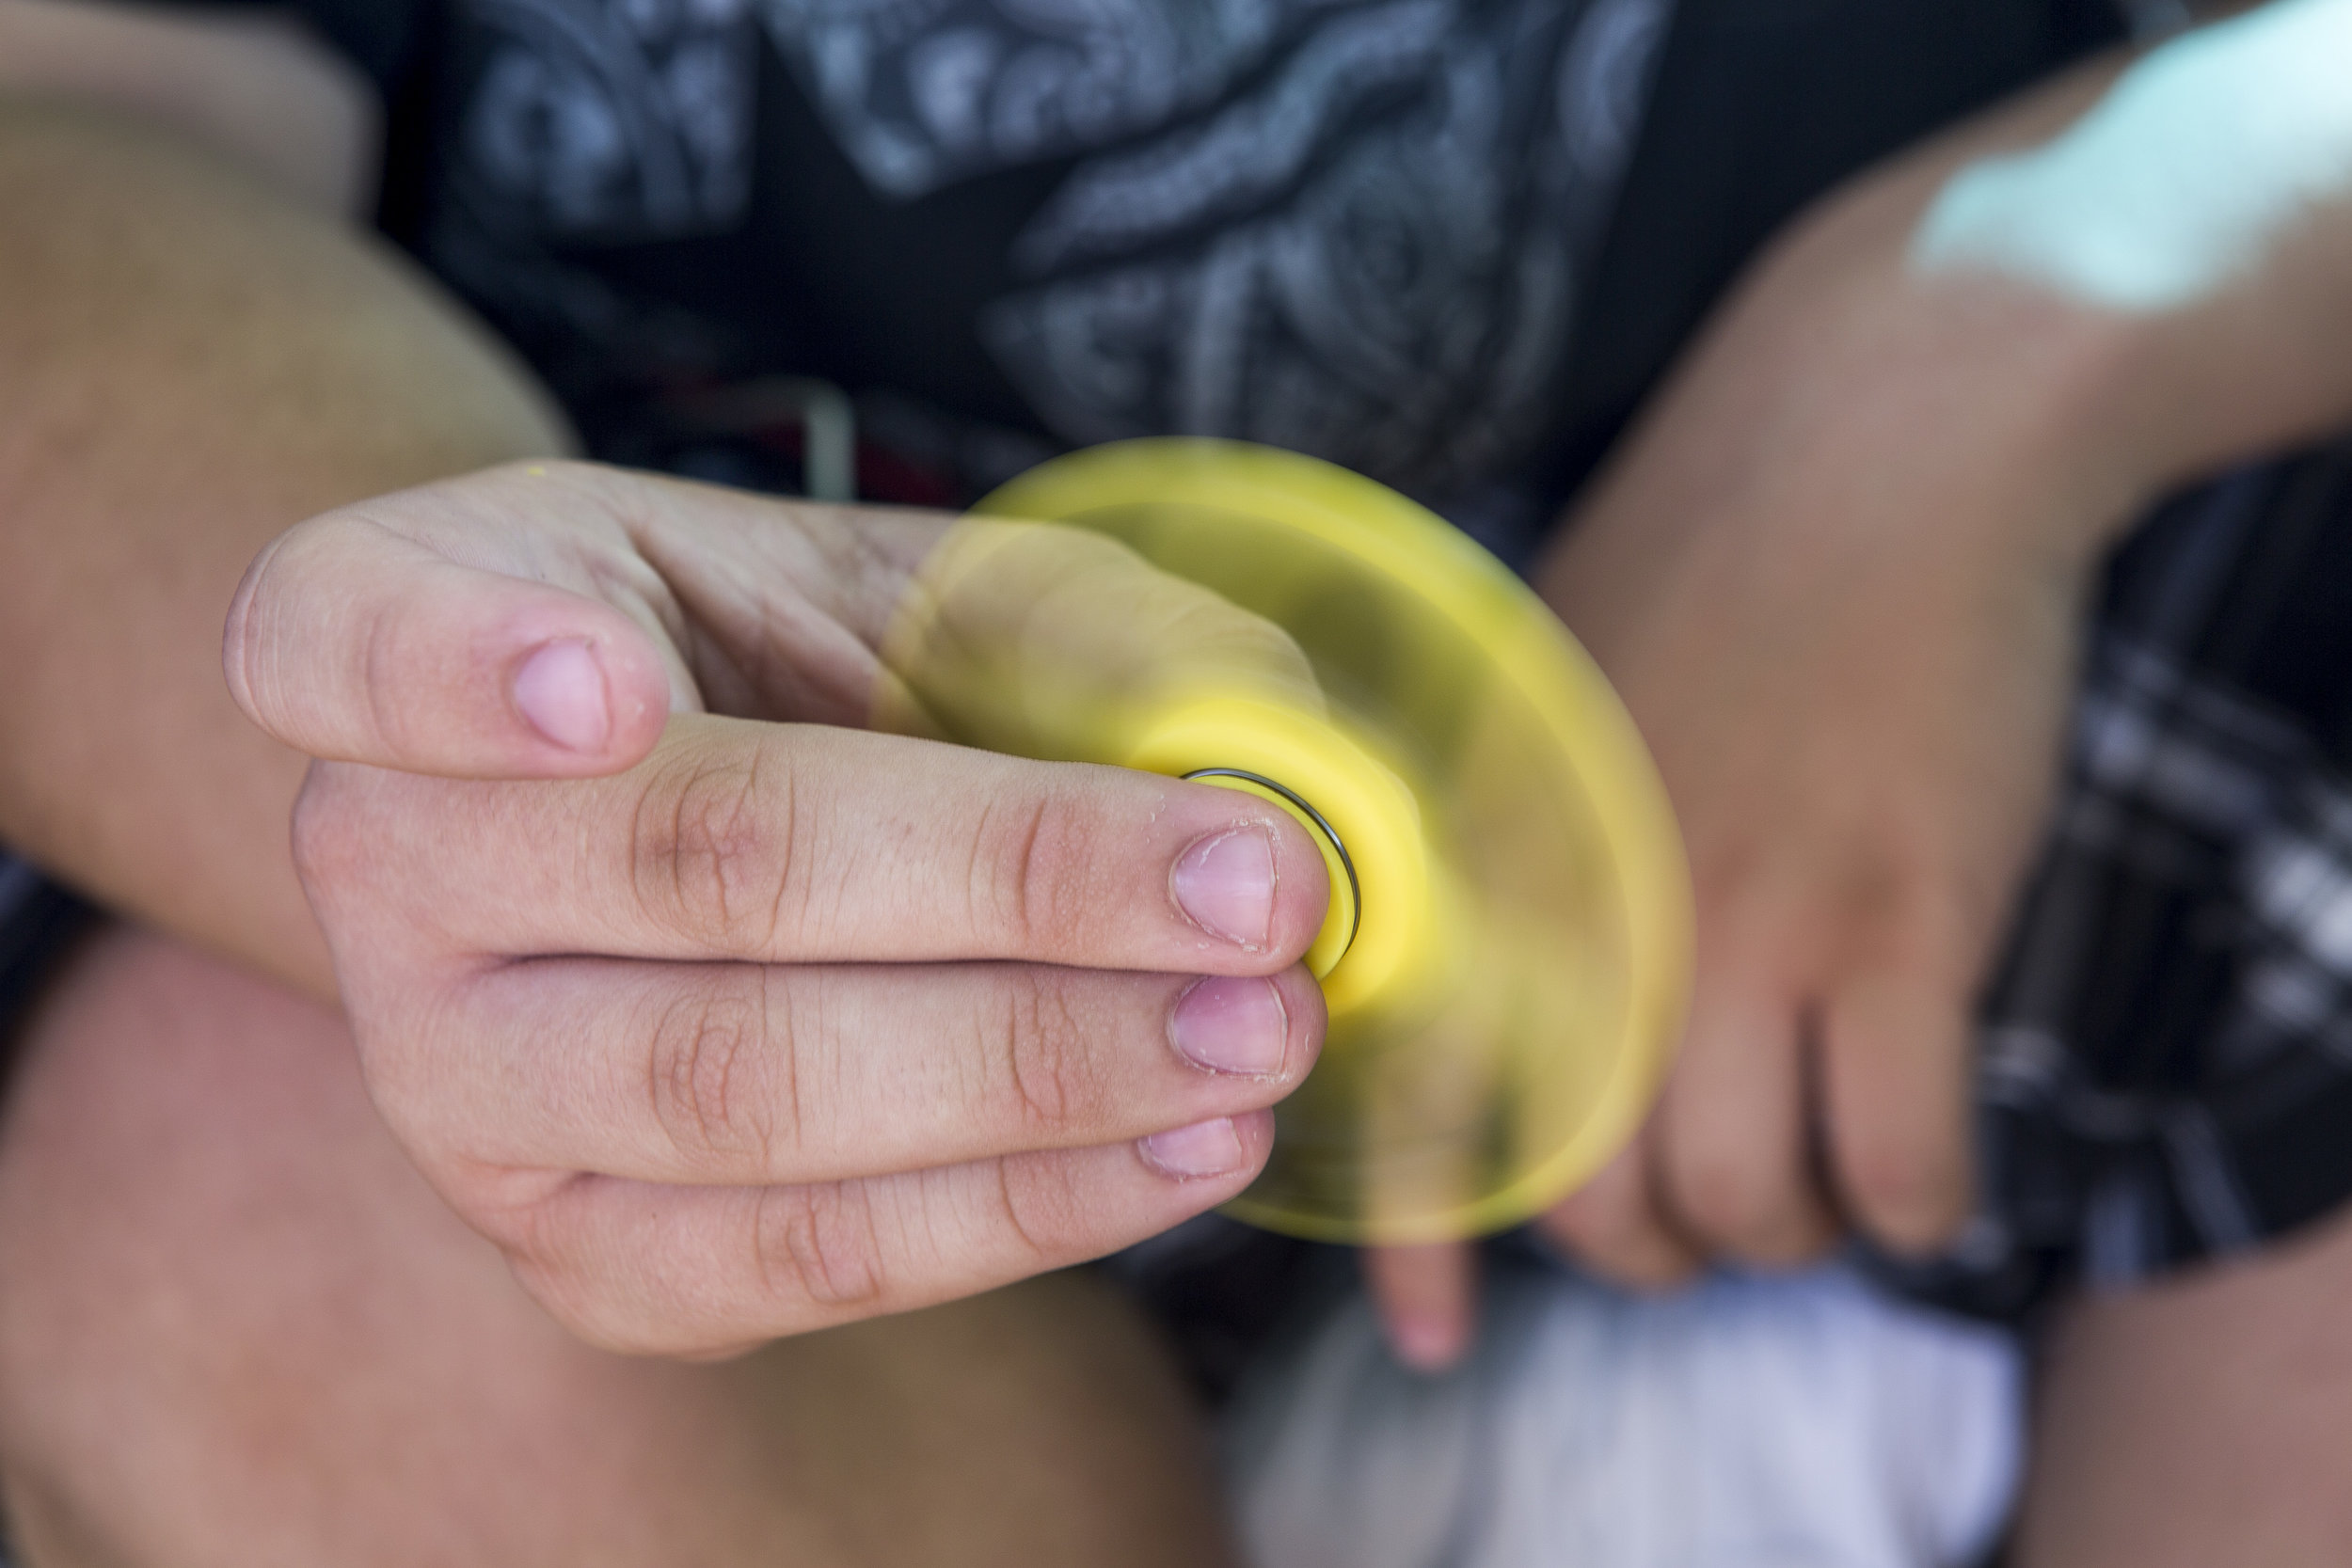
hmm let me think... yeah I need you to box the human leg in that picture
[0,923,1235,1566]
[2014,1204,2352,1566]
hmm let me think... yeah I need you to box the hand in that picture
[225,461,1333,1356]
[1360,153,2151,1369]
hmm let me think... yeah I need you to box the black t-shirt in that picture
[221,0,2122,551]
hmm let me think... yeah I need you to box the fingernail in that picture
[1391,1317,1468,1374]
[1139,1117,1248,1179]
[1169,976,1288,1076]
[1171,827,1276,950]
[513,640,611,753]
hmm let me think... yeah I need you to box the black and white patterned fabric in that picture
[960,0,1669,491]
[424,0,1674,518]
[1884,438,2352,1319]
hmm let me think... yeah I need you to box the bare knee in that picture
[0,924,510,1564]
[2017,1206,2352,1567]
[0,927,1234,1567]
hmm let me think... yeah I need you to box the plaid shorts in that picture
[1886,435,2352,1319]
[4,441,2351,1328]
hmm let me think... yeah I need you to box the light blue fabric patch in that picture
[1226,1260,2023,1568]
[1913,0,2352,313]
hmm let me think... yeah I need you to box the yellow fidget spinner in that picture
[880,438,1690,1245]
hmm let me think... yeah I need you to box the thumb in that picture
[223,509,674,778]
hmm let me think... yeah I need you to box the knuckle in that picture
[1591,1232,1699,1291]
[992,971,1102,1138]
[289,765,467,967]
[469,1193,648,1348]
[1837,870,1982,977]
[1840,1137,1963,1246]
[356,588,419,762]
[972,790,1095,952]
[1667,1146,1784,1251]
[289,765,444,950]
[1547,1188,1648,1264]
[993,1153,1090,1263]
[349,991,460,1148]
[219,536,283,725]
[508,1255,661,1356]
[1748,1227,1833,1271]
[755,1181,888,1312]
[287,763,368,890]
[496,1188,706,1357]
[644,976,781,1175]
[430,1153,568,1250]
[222,516,347,737]
[630,740,794,952]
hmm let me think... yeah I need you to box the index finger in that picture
[298,713,1333,974]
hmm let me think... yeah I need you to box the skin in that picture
[1366,22,2352,1366]
[2016,1201,2352,1564]
[0,88,548,1001]
[228,462,1334,1354]
[1915,0,2352,313]
[0,10,1307,1558]
[0,924,1239,1567]
[0,0,374,213]
[6,1,2352,1560]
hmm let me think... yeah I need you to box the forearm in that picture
[0,0,378,214]
[1548,15,2352,627]
[1898,0,2352,499]
[1518,10,2352,1284]
[0,100,568,1001]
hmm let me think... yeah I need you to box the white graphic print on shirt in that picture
[450,0,1670,499]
